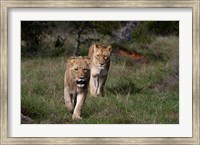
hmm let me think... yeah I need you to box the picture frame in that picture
[0,0,199,144]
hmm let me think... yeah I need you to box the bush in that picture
[146,21,179,36]
[132,22,153,44]
[132,21,179,44]
[49,47,66,57]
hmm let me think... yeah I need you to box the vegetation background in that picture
[21,21,179,124]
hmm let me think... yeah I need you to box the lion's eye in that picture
[75,68,78,71]
[104,55,108,59]
[97,54,100,57]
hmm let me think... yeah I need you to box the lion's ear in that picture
[67,57,76,66]
[84,57,90,66]
[106,45,112,52]
[93,44,100,52]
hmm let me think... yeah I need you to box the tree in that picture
[93,21,121,35]
[21,21,125,57]
[55,35,66,47]
[68,22,94,56]
[21,21,48,55]
[68,21,122,56]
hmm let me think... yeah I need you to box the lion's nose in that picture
[80,76,84,79]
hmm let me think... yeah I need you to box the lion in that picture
[64,56,90,120]
[88,44,112,97]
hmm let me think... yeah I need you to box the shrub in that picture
[146,21,179,36]
[132,22,153,44]
[49,47,65,57]
[131,21,179,44]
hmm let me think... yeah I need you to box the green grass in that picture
[21,36,179,124]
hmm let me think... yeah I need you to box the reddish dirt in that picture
[118,49,144,60]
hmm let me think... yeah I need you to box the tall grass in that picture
[21,36,179,124]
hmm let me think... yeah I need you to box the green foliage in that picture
[132,22,153,44]
[78,47,89,56]
[132,21,179,44]
[21,21,48,54]
[21,21,179,57]
[21,21,123,57]
[48,47,66,57]
[21,45,29,55]
[93,21,121,35]
[146,21,179,36]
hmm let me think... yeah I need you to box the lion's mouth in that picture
[76,79,86,88]
[98,64,106,69]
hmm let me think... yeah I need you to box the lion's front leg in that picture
[97,76,107,96]
[72,93,86,120]
[64,87,74,112]
[89,75,98,97]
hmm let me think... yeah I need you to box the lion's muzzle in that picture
[76,79,87,88]
[98,63,106,69]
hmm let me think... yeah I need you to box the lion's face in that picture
[93,44,112,69]
[68,57,90,88]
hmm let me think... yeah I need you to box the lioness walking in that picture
[88,44,112,97]
[64,56,90,120]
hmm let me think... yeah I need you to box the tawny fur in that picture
[88,44,112,97]
[64,56,90,120]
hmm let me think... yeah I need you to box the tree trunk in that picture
[73,30,83,56]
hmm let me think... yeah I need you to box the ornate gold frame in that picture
[1,0,199,144]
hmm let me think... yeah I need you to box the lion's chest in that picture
[91,66,108,77]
